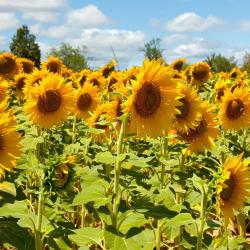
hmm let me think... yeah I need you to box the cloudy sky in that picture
[0,0,250,68]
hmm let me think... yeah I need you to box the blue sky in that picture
[1,0,250,68]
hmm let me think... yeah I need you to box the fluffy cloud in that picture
[166,12,222,32]
[0,0,66,12]
[0,12,20,31]
[67,5,109,28]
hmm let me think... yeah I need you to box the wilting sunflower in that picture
[123,58,181,137]
[100,59,116,78]
[170,58,187,72]
[73,82,100,119]
[216,154,250,221]
[41,56,64,74]
[179,103,219,155]
[0,53,20,79]
[13,73,28,92]
[0,113,21,180]
[24,74,75,128]
[190,62,212,85]
[219,88,250,131]
[86,71,105,90]
[17,58,35,74]
[174,84,203,133]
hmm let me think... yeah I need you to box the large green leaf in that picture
[0,182,16,196]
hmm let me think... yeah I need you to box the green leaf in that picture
[169,213,195,227]
[95,151,115,165]
[0,182,16,196]
[69,227,104,247]
[0,201,28,218]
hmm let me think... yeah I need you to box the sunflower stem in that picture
[72,115,77,144]
[237,213,246,237]
[112,118,126,229]
[242,128,248,150]
[196,185,207,250]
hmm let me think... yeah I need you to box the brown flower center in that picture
[226,99,244,119]
[33,77,42,85]
[0,135,4,151]
[16,77,26,91]
[79,75,87,87]
[0,57,16,75]
[116,98,123,118]
[22,62,33,74]
[180,119,207,141]
[47,62,60,73]
[37,90,62,113]
[173,61,184,72]
[220,174,236,201]
[217,88,224,101]
[193,69,208,82]
[90,79,100,88]
[103,66,115,78]
[77,93,92,111]
[108,77,117,91]
[176,98,190,119]
[231,72,237,79]
[134,82,161,117]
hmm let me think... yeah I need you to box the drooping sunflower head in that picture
[219,87,250,131]
[216,154,250,221]
[41,56,64,74]
[13,73,28,92]
[0,53,20,79]
[100,59,117,78]
[24,74,75,129]
[170,58,187,72]
[174,83,203,133]
[123,58,181,137]
[17,58,35,74]
[73,82,100,119]
[190,62,212,85]
[179,102,219,155]
[86,71,105,90]
[0,112,21,180]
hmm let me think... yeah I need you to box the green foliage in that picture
[49,43,88,71]
[205,53,236,73]
[10,25,41,67]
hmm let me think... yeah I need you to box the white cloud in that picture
[0,0,66,12]
[22,11,58,23]
[0,36,7,48]
[67,5,109,28]
[67,28,145,68]
[166,12,222,32]
[162,34,188,46]
[0,12,20,31]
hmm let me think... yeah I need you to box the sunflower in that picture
[179,103,219,155]
[100,59,116,78]
[86,71,105,90]
[0,79,9,104]
[229,67,246,81]
[75,69,91,88]
[24,74,75,129]
[174,84,203,133]
[216,154,250,221]
[190,62,212,85]
[123,58,181,137]
[13,73,28,92]
[170,58,187,72]
[122,66,138,86]
[41,56,64,74]
[0,53,20,79]
[73,82,100,119]
[214,79,230,102]
[219,87,250,131]
[17,58,35,74]
[0,113,21,180]
[106,71,123,92]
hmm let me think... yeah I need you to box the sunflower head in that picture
[0,79,9,104]
[190,62,212,85]
[0,53,20,79]
[229,67,246,80]
[216,154,250,221]
[24,74,75,128]
[76,69,91,88]
[100,59,117,78]
[170,58,187,72]
[220,87,250,131]
[41,56,64,74]
[14,73,28,92]
[106,71,123,92]
[17,58,35,74]
[87,71,105,90]
[214,79,230,102]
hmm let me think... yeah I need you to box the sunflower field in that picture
[0,52,249,250]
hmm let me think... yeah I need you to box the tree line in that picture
[7,25,250,73]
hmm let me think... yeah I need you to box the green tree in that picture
[10,25,41,67]
[140,38,165,61]
[49,43,88,72]
[241,53,250,73]
[205,53,236,73]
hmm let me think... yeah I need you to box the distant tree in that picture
[10,25,41,67]
[241,53,250,73]
[140,38,165,61]
[205,53,236,73]
[49,43,88,72]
